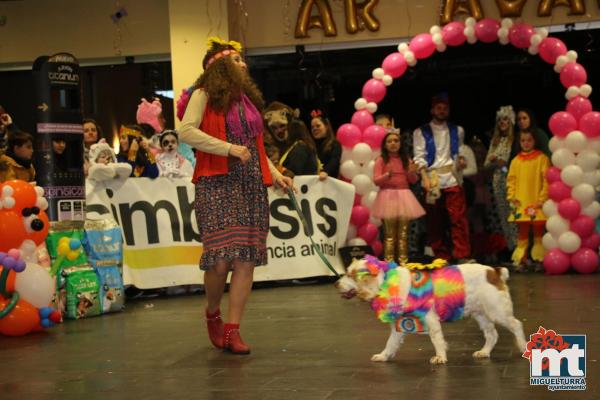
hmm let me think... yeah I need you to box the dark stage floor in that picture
[1,272,598,399]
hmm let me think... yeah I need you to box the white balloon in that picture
[369,215,382,227]
[560,164,584,187]
[558,231,581,254]
[548,136,564,152]
[551,148,576,169]
[576,149,600,172]
[361,190,378,210]
[352,174,374,195]
[352,143,373,165]
[589,138,600,154]
[371,149,381,161]
[564,130,587,154]
[14,263,55,308]
[571,183,596,207]
[542,232,559,250]
[354,98,367,110]
[348,238,367,246]
[542,199,558,217]
[340,160,360,180]
[360,160,375,180]
[546,215,570,236]
[346,224,357,242]
[582,201,600,219]
[582,170,600,187]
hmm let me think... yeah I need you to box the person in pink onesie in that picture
[372,131,426,265]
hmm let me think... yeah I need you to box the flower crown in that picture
[205,37,243,68]
[496,105,515,125]
[119,125,142,138]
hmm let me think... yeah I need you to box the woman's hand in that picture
[408,160,418,174]
[275,175,296,193]
[229,144,251,164]
[318,171,328,181]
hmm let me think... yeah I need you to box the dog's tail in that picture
[486,267,509,291]
[498,267,509,282]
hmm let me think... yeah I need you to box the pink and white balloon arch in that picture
[338,17,600,274]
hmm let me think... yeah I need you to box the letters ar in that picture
[295,0,380,38]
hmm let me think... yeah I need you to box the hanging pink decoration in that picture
[538,37,567,64]
[442,21,466,46]
[409,33,436,59]
[508,23,534,49]
[560,62,588,88]
[362,79,387,103]
[382,53,407,79]
[475,19,500,43]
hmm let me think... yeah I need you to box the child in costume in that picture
[155,130,193,178]
[372,131,426,265]
[506,130,550,271]
[88,139,132,181]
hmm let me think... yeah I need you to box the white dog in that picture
[335,258,527,364]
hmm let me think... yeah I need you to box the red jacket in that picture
[192,104,273,186]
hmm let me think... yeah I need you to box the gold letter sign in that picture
[295,0,337,38]
[495,0,528,17]
[344,0,380,34]
[538,0,585,16]
[440,0,484,25]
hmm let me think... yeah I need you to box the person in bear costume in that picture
[88,139,132,181]
[262,101,318,178]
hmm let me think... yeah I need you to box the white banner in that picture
[86,176,354,288]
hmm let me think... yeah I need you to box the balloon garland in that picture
[337,18,599,273]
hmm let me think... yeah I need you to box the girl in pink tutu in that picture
[372,131,426,265]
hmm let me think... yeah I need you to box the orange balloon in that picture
[0,297,40,336]
[2,180,37,208]
[0,210,25,252]
[28,209,50,247]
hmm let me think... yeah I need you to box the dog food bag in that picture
[96,266,125,313]
[46,221,89,270]
[83,219,123,269]
[64,266,102,320]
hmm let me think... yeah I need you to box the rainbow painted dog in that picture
[335,256,526,364]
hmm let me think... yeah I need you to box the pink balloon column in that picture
[333,17,600,266]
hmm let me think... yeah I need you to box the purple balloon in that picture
[0,252,6,263]
[543,249,571,274]
[350,205,370,227]
[571,248,599,274]
[409,33,436,59]
[351,110,375,133]
[475,18,500,43]
[558,198,581,220]
[381,52,407,79]
[509,23,534,49]
[560,62,588,89]
[336,123,362,148]
[566,96,593,121]
[362,79,386,104]
[538,37,567,64]
[2,257,16,270]
[579,112,600,138]
[570,215,595,238]
[548,181,572,202]
[358,222,379,243]
[548,111,577,138]
[546,166,562,184]
[362,124,387,150]
[13,259,26,273]
[442,21,466,46]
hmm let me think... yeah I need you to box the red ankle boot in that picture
[205,308,224,349]
[223,323,251,354]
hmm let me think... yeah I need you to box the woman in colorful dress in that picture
[178,38,293,355]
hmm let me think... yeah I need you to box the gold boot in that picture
[382,219,397,262]
[397,218,410,266]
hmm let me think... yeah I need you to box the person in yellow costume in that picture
[506,130,550,271]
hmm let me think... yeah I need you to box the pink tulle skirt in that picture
[372,189,426,220]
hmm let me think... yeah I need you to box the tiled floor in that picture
[1,272,598,399]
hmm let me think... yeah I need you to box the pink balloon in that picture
[336,123,362,148]
[351,110,375,133]
[362,79,387,103]
[570,215,595,238]
[382,52,407,79]
[370,240,383,257]
[354,193,361,206]
[548,181,572,202]
[350,205,370,227]
[409,33,436,59]
[566,96,593,121]
[543,249,571,274]
[362,124,387,150]
[358,222,379,243]
[558,198,581,220]
[571,248,599,274]
[560,62,588,88]
[548,111,577,138]
[475,18,500,43]
[538,37,567,64]
[508,23,534,49]
[442,21,466,46]
[579,112,600,138]
[582,233,600,250]
[546,166,562,184]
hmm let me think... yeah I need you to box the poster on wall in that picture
[86,176,354,288]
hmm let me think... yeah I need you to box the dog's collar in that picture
[356,255,394,279]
